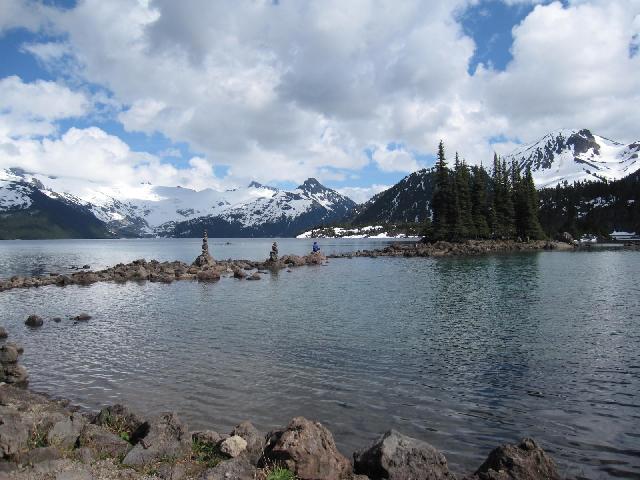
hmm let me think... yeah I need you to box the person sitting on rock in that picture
[312,241,320,253]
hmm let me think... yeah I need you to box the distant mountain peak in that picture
[504,128,639,187]
[248,180,278,191]
[297,178,325,193]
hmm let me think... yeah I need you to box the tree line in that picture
[425,140,544,242]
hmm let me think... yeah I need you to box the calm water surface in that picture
[0,239,639,479]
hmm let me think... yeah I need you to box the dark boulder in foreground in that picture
[231,421,265,463]
[262,416,352,480]
[93,403,148,444]
[466,438,560,480]
[24,315,43,328]
[354,430,455,480]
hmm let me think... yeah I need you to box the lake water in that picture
[1,239,639,479]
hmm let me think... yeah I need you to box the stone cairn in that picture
[269,241,279,262]
[0,328,28,386]
[193,230,215,267]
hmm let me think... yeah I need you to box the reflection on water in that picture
[0,241,639,479]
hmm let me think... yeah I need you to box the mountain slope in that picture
[0,171,113,239]
[504,129,640,188]
[0,169,356,238]
[351,168,435,225]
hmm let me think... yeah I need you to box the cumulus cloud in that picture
[2,0,639,194]
[337,184,391,204]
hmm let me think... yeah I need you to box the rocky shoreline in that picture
[0,238,577,293]
[1,342,562,480]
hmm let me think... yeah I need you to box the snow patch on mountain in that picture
[504,129,640,188]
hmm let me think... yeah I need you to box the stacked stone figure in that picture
[193,230,215,267]
[269,242,279,262]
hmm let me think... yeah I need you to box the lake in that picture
[1,239,639,479]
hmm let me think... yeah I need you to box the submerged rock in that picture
[25,315,44,328]
[0,327,7,339]
[354,430,455,480]
[73,313,92,321]
[262,416,351,480]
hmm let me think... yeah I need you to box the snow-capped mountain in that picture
[504,129,640,188]
[0,168,356,238]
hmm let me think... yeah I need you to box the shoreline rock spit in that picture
[0,238,575,293]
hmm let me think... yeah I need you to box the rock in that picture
[48,413,87,449]
[201,456,257,480]
[0,460,18,473]
[79,423,131,458]
[233,269,246,279]
[73,313,92,321]
[305,251,327,265]
[0,327,7,339]
[93,404,147,443]
[194,231,216,267]
[262,416,351,480]
[52,317,62,323]
[197,270,221,282]
[82,264,91,269]
[25,315,44,327]
[122,412,190,466]
[74,447,95,464]
[220,435,247,458]
[280,255,306,267]
[21,446,64,465]
[0,364,29,385]
[0,345,19,364]
[354,430,455,480]
[247,272,261,281]
[193,430,224,446]
[230,421,264,463]
[469,438,560,480]
[4,343,24,354]
[0,409,32,457]
[157,461,189,480]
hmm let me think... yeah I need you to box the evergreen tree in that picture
[523,166,544,239]
[471,165,491,238]
[454,155,475,239]
[431,140,450,240]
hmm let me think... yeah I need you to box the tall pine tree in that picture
[431,140,450,240]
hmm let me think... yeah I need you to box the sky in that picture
[0,0,639,203]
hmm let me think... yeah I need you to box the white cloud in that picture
[2,0,639,195]
[0,76,89,138]
[337,184,391,204]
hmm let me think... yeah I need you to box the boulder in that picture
[122,412,190,466]
[0,364,29,385]
[25,315,44,327]
[93,404,147,443]
[353,430,455,480]
[47,413,87,449]
[305,252,327,265]
[0,327,7,339]
[78,424,131,458]
[262,416,351,480]
[197,270,221,282]
[233,269,246,279]
[20,446,64,465]
[230,421,264,463]
[73,313,92,321]
[192,430,224,446]
[0,345,19,364]
[4,343,23,354]
[220,435,247,458]
[247,272,261,281]
[469,438,560,480]
[0,410,32,457]
[201,456,257,480]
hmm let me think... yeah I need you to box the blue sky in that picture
[0,0,637,202]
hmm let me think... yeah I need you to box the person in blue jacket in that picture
[312,241,320,253]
